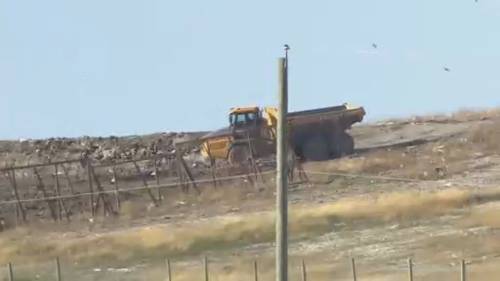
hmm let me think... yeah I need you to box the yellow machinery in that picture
[200,103,365,163]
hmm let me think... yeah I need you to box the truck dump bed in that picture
[287,104,365,129]
[288,104,353,117]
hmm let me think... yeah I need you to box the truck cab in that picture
[229,106,261,127]
[226,106,276,163]
[199,106,268,163]
[228,106,266,141]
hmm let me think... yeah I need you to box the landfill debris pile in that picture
[0,132,206,167]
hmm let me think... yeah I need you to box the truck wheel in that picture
[228,145,250,165]
[302,135,329,161]
[333,132,354,157]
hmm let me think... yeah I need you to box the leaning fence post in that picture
[33,167,58,221]
[461,259,466,281]
[54,164,63,221]
[55,257,62,281]
[60,164,75,194]
[154,158,162,202]
[408,258,413,281]
[7,262,13,281]
[204,256,209,281]
[87,162,95,217]
[112,165,120,211]
[166,258,172,281]
[351,258,357,281]
[254,260,258,281]
[301,259,307,281]
[132,161,159,206]
[54,164,70,222]
[9,170,26,223]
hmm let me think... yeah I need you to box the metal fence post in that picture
[461,260,466,281]
[204,256,209,281]
[351,258,357,281]
[56,257,61,281]
[301,259,307,281]
[408,258,413,281]
[254,260,259,281]
[166,258,172,281]
[7,262,13,281]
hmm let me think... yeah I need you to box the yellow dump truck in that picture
[198,103,365,163]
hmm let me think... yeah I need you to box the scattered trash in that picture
[107,267,133,273]
[176,201,187,206]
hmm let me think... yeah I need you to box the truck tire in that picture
[333,132,354,157]
[228,145,250,165]
[302,135,329,161]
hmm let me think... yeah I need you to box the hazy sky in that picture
[1,0,500,139]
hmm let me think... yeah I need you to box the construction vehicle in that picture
[198,103,365,163]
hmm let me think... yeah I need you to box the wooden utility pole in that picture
[276,45,289,281]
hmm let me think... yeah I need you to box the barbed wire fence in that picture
[0,151,477,227]
[4,253,494,281]
[9,157,275,220]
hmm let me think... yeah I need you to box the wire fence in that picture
[1,158,446,203]
[0,152,475,226]
[0,153,280,224]
[0,171,276,206]
[0,169,436,207]
[4,254,491,281]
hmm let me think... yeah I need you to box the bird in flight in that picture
[372,43,378,49]
[443,67,451,72]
